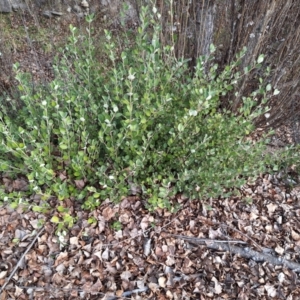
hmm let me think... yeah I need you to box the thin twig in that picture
[5,284,148,299]
[220,223,263,251]
[165,233,247,244]
[198,216,264,251]
[0,226,45,294]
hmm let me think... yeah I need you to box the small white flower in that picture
[58,235,65,243]
[42,100,47,106]
[80,117,85,122]
[128,74,135,81]
[152,6,157,14]
[265,113,270,119]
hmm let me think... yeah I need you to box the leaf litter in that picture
[1,172,300,299]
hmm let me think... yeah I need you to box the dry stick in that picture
[166,234,247,244]
[0,226,45,294]
[167,234,300,273]
[8,285,148,300]
[198,216,264,251]
[220,223,263,251]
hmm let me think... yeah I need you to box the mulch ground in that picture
[1,169,300,300]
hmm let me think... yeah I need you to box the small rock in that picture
[51,11,63,16]
[73,4,81,13]
[42,10,52,18]
[76,12,84,18]
[81,0,89,8]
[76,13,84,19]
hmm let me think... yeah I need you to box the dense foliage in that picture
[0,8,298,227]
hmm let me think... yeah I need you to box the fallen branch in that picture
[4,284,148,299]
[167,233,300,272]
[0,226,45,294]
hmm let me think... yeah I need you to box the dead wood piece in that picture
[0,226,45,294]
[168,234,300,272]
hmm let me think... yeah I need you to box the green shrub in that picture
[0,7,297,216]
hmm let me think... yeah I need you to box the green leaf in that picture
[178,124,184,132]
[273,89,280,95]
[88,217,97,224]
[10,202,18,209]
[243,66,251,74]
[189,110,198,116]
[209,44,216,53]
[158,187,169,198]
[32,206,44,212]
[93,192,100,198]
[51,216,60,223]
[257,54,264,64]
[57,206,65,212]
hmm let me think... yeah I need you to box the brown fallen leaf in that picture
[90,278,103,295]
[54,251,68,266]
[12,178,28,192]
[102,206,117,221]
[74,179,86,189]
